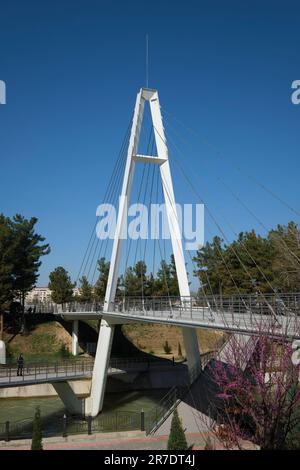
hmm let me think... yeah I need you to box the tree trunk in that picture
[21,292,25,334]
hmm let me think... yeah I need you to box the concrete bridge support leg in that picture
[52,381,84,415]
[85,319,115,417]
[182,328,201,376]
[72,320,79,356]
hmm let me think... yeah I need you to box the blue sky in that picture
[0,0,299,289]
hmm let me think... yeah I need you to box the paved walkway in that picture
[0,430,218,450]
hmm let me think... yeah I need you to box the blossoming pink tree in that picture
[205,324,300,450]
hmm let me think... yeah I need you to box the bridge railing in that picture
[25,293,300,315]
[0,356,181,385]
[0,359,95,384]
[0,410,143,442]
[106,294,300,316]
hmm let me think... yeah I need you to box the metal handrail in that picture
[23,293,300,316]
[0,356,179,385]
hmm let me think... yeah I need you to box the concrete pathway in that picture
[0,429,217,450]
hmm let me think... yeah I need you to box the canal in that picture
[0,390,167,437]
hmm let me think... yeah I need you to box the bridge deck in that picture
[58,308,300,339]
[23,294,300,339]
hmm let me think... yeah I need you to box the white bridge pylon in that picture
[86,88,201,417]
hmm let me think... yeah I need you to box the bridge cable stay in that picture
[84,112,143,283]
[160,155,288,333]
[86,152,127,281]
[162,127,297,293]
[154,115,294,292]
[76,119,132,285]
[138,121,244,323]
[131,162,151,306]
[162,118,300,270]
[170,151,282,322]
[85,142,128,283]
[161,107,300,219]
[139,137,157,307]
[124,125,174,311]
[140,110,252,314]
[156,167,172,306]
[153,141,250,334]
[115,116,179,313]
[146,115,252,302]
[77,120,131,282]
[161,122,300,309]
[123,123,154,273]
[158,148,249,313]
[151,121,286,324]
[140,126,219,311]
[89,132,132,284]
[120,124,156,307]
[122,159,148,302]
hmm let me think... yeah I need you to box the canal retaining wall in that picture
[0,366,188,398]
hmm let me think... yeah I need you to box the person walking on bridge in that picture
[17,353,24,376]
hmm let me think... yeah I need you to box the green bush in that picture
[163,340,172,354]
[204,436,214,450]
[59,343,71,358]
[31,406,43,450]
[167,409,188,450]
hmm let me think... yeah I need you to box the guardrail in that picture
[23,293,300,317]
[0,359,94,385]
[0,410,143,442]
[0,356,181,386]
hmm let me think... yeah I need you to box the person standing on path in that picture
[17,353,24,376]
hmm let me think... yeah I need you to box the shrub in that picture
[31,406,43,450]
[59,343,71,358]
[167,409,188,450]
[163,340,172,354]
[204,436,214,450]
[178,342,182,357]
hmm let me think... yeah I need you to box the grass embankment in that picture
[3,321,75,363]
[3,318,228,363]
[122,323,228,359]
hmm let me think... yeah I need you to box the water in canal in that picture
[0,390,166,432]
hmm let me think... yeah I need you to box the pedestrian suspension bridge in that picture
[7,87,300,420]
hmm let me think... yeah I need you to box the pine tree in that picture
[94,258,110,300]
[78,276,93,303]
[0,215,14,333]
[31,406,43,450]
[10,215,50,326]
[169,254,180,296]
[48,267,75,304]
[167,409,188,450]
[270,221,300,292]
